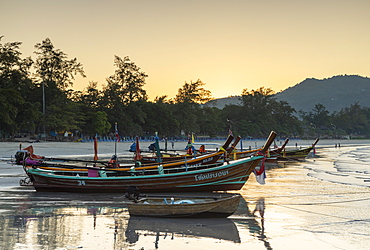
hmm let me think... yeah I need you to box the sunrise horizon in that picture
[1,0,369,101]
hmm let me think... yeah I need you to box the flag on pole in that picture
[253,158,266,185]
[228,129,233,136]
[115,122,120,142]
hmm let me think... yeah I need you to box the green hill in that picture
[275,75,370,112]
[205,75,370,113]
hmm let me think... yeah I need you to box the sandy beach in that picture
[0,139,369,250]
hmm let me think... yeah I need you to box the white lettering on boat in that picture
[194,170,229,181]
[202,157,213,163]
[181,163,202,168]
[78,180,86,186]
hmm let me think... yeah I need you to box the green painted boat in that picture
[22,132,277,193]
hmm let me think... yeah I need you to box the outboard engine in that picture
[14,150,29,165]
[125,186,140,201]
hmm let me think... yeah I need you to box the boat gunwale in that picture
[26,155,262,180]
[131,193,240,206]
[127,194,241,217]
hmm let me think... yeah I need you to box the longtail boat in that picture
[17,135,238,174]
[229,138,289,162]
[136,135,208,164]
[139,151,203,164]
[127,193,241,218]
[265,138,289,162]
[277,138,319,161]
[21,131,277,193]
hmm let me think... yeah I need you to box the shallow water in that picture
[0,139,369,249]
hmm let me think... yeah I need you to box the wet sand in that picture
[0,139,369,249]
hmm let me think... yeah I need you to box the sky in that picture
[1,0,370,101]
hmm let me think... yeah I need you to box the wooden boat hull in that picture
[139,153,202,164]
[20,135,236,173]
[25,156,263,193]
[230,148,281,163]
[277,146,314,160]
[231,138,289,162]
[127,194,241,218]
[278,138,319,161]
[26,150,226,174]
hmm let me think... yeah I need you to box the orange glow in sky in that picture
[1,0,370,101]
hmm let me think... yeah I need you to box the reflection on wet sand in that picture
[1,204,242,249]
[2,141,370,249]
[0,191,277,250]
[234,197,272,250]
[126,216,241,246]
[1,204,128,249]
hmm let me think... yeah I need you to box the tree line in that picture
[1,37,369,141]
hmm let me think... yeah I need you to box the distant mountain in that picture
[204,96,241,109]
[275,75,370,113]
[205,75,370,113]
